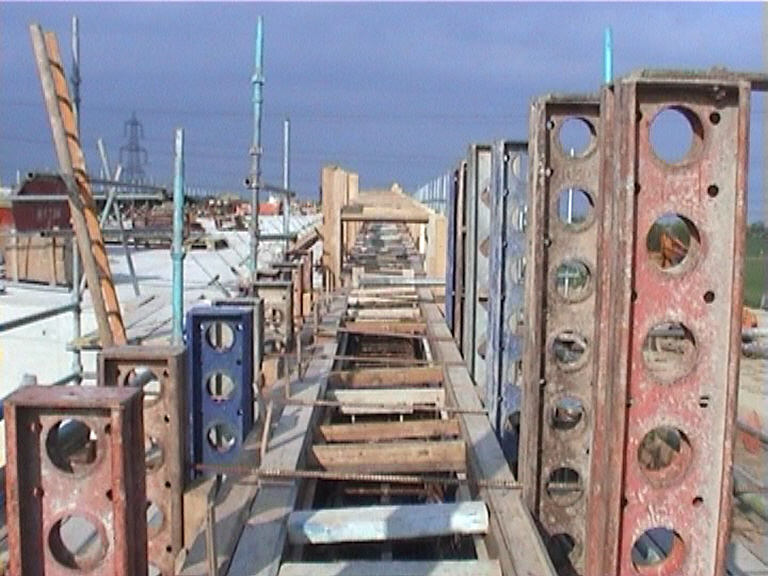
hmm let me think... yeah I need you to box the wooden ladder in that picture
[30,24,126,347]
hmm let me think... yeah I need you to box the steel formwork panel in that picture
[251,280,294,353]
[486,140,529,466]
[212,297,265,380]
[98,345,186,576]
[447,162,467,343]
[4,385,146,576]
[186,306,254,479]
[445,166,458,333]
[586,72,751,576]
[521,94,604,574]
[461,145,492,390]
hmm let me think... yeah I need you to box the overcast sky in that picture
[0,2,764,218]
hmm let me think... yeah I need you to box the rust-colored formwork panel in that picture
[4,385,146,575]
[520,93,606,575]
[98,345,186,576]
[586,71,751,576]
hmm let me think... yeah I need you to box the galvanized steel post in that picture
[283,116,291,256]
[172,128,185,345]
[603,27,613,84]
[249,17,265,287]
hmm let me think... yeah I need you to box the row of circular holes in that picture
[629,105,723,573]
[547,106,724,570]
[202,322,245,453]
[542,117,598,568]
[43,420,172,574]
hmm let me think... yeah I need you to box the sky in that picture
[0,2,764,219]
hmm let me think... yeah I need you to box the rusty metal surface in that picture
[250,280,294,352]
[98,345,186,576]
[4,384,146,575]
[586,72,751,575]
[520,93,604,574]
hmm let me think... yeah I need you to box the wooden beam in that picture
[318,419,460,443]
[419,292,558,576]
[310,439,466,474]
[350,287,419,297]
[328,388,445,415]
[328,365,443,388]
[346,307,421,320]
[278,560,501,576]
[222,296,347,576]
[341,206,430,224]
[342,320,426,335]
[434,340,465,365]
[427,320,455,342]
[287,502,488,545]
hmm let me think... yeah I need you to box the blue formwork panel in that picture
[445,169,458,332]
[186,305,254,479]
[486,140,529,467]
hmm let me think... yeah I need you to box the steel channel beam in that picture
[461,144,492,389]
[586,71,751,576]
[486,140,529,466]
[520,94,604,574]
[98,345,186,576]
[4,385,146,575]
[186,306,255,481]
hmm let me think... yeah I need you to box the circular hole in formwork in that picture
[48,513,109,570]
[207,423,237,453]
[45,419,99,476]
[145,436,164,472]
[147,500,165,538]
[553,331,588,369]
[631,527,686,574]
[557,187,594,229]
[646,213,700,272]
[637,427,692,485]
[551,396,585,431]
[125,366,162,406]
[642,322,697,383]
[555,260,591,302]
[649,106,704,165]
[510,153,529,183]
[557,117,597,158]
[206,372,236,403]
[545,467,583,506]
[206,321,235,352]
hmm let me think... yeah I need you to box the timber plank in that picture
[223,296,347,576]
[417,290,557,576]
[309,439,466,474]
[318,418,460,443]
[328,388,445,414]
[342,320,426,335]
[328,365,444,388]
